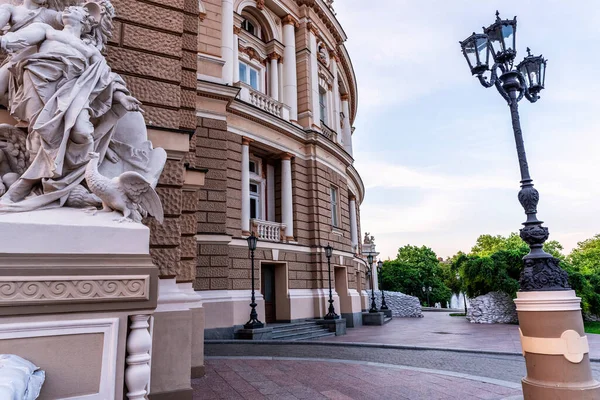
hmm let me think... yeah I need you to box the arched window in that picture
[241,19,256,36]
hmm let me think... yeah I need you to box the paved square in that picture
[193,358,521,400]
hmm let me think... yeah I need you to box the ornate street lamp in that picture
[323,244,339,320]
[460,11,599,398]
[376,260,388,311]
[366,253,378,313]
[244,232,263,329]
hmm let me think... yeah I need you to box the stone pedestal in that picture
[381,309,393,318]
[515,291,600,399]
[316,318,347,336]
[235,327,273,340]
[0,209,158,400]
[149,279,194,400]
[362,312,385,326]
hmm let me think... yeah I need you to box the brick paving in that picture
[193,358,521,400]
[316,312,600,359]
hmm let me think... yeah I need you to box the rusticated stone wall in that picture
[107,0,199,282]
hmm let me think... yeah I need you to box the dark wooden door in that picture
[261,265,276,323]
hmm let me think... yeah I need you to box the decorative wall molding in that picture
[0,275,150,306]
[0,317,120,400]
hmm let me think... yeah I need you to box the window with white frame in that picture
[249,157,265,220]
[239,61,260,91]
[330,185,339,227]
[250,182,261,219]
[319,89,328,125]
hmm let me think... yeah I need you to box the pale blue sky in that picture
[335,1,600,259]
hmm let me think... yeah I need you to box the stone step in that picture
[384,316,393,324]
[270,321,320,332]
[273,330,335,341]
[272,325,329,338]
[272,324,329,335]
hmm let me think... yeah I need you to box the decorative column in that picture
[341,94,352,156]
[125,315,152,400]
[221,0,234,84]
[281,153,294,241]
[308,23,320,125]
[233,26,241,83]
[282,15,298,121]
[241,137,251,235]
[268,53,280,101]
[330,52,341,138]
[349,195,358,253]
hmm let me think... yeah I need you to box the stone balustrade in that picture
[320,122,338,143]
[251,219,286,243]
[235,82,290,121]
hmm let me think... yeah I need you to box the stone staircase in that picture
[270,321,335,341]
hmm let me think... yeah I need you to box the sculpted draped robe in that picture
[0,27,129,211]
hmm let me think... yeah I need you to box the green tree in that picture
[568,235,600,274]
[380,245,452,307]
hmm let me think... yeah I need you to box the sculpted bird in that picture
[85,152,164,224]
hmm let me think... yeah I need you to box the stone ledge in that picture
[362,312,385,326]
[235,327,273,340]
[315,318,347,336]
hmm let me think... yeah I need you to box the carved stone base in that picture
[519,256,569,292]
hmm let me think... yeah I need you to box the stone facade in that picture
[466,292,518,324]
[374,291,423,318]
[195,0,366,334]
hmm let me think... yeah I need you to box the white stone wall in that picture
[466,291,518,324]
[374,290,423,318]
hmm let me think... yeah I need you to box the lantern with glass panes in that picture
[459,12,569,294]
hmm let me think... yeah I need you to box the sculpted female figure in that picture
[0,3,144,211]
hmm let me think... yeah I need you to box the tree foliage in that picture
[380,245,452,306]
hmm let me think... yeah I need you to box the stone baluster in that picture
[125,314,152,400]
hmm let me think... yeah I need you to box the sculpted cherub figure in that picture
[0,0,74,104]
[0,3,143,211]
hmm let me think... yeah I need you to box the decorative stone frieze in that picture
[0,276,149,305]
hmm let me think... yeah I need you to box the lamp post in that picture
[323,244,339,320]
[460,11,599,399]
[366,253,378,313]
[376,260,388,310]
[422,286,432,307]
[244,232,264,329]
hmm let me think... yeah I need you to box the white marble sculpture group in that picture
[0,0,166,222]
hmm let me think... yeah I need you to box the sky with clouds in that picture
[333,1,600,260]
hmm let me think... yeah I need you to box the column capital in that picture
[280,152,293,161]
[233,26,242,35]
[242,137,253,146]
[349,194,356,201]
[268,52,283,62]
[340,93,350,101]
[282,15,299,28]
[307,21,320,37]
[256,0,265,10]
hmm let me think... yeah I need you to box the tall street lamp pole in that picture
[422,286,432,307]
[244,232,264,329]
[460,11,599,399]
[366,253,378,313]
[377,260,388,311]
[324,244,339,320]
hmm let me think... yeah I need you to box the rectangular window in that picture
[330,186,339,227]
[250,182,261,220]
[249,160,257,174]
[239,61,260,91]
[319,90,328,125]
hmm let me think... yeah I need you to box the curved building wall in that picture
[195,0,366,336]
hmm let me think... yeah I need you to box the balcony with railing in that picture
[235,82,290,121]
[320,122,338,143]
[251,219,287,243]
